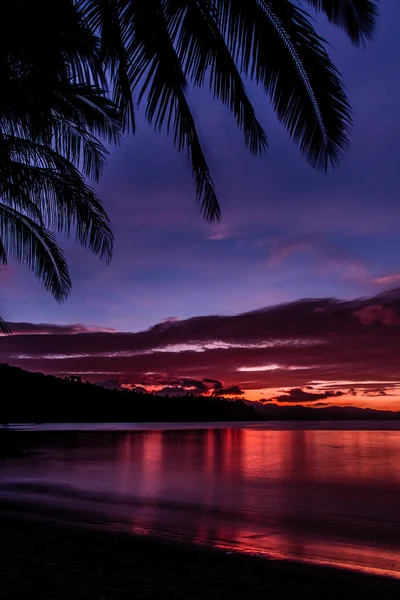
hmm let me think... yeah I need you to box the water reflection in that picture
[114,428,400,574]
[2,427,400,576]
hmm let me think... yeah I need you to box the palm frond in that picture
[0,237,6,265]
[0,316,11,335]
[61,2,108,88]
[0,156,113,262]
[79,0,136,129]
[0,134,113,261]
[217,0,351,171]
[166,0,267,156]
[121,0,221,221]
[0,237,10,334]
[0,135,90,174]
[0,0,109,143]
[0,79,120,151]
[0,190,45,225]
[4,0,107,84]
[303,0,378,45]
[53,120,108,181]
[1,76,121,183]
[0,205,71,302]
[53,82,122,147]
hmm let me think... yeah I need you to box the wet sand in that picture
[1,512,400,599]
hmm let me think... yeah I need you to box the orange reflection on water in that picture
[116,427,400,576]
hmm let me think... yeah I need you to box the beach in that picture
[1,512,400,599]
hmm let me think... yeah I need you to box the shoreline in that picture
[1,511,400,599]
[7,420,400,434]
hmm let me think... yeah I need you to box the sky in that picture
[1,1,400,407]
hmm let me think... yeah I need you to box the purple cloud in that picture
[1,289,400,405]
[273,388,345,404]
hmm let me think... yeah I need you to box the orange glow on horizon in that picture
[121,379,400,411]
[242,387,400,411]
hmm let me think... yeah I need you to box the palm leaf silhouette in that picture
[81,0,377,220]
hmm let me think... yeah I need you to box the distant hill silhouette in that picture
[250,401,400,421]
[0,363,257,423]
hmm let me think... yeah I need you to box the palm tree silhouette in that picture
[0,0,121,330]
[0,1,378,332]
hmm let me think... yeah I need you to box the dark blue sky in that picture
[1,0,399,334]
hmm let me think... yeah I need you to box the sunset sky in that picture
[1,1,400,408]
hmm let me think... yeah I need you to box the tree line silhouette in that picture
[0,363,258,423]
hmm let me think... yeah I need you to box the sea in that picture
[1,421,400,578]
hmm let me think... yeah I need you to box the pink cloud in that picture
[353,305,400,326]
[207,224,236,241]
[7,323,118,336]
[370,274,400,286]
[266,238,312,265]
[264,236,367,280]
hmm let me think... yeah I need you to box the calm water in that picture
[2,422,400,577]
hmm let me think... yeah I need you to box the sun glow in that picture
[238,364,314,372]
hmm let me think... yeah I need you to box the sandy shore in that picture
[1,512,400,599]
